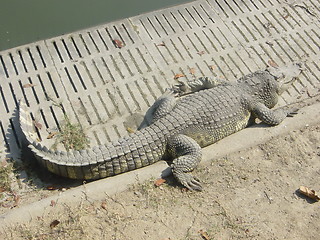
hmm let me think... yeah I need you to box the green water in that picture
[0,0,192,51]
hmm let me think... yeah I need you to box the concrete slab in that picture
[0,0,319,160]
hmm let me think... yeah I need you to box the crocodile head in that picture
[239,63,302,108]
[238,70,281,108]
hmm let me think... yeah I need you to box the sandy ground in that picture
[0,118,319,239]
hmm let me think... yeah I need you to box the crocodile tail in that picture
[19,99,38,145]
[19,100,166,180]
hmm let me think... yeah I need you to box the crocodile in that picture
[19,64,302,191]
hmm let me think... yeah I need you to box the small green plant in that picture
[59,115,89,151]
[0,160,13,193]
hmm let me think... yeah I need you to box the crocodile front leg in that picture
[167,134,202,191]
[251,102,297,126]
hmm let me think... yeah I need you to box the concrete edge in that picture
[1,99,320,228]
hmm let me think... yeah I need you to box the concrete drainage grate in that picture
[0,0,319,162]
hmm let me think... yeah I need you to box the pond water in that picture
[0,0,193,51]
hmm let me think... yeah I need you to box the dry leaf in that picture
[33,120,42,130]
[154,178,166,187]
[282,13,289,19]
[298,186,320,201]
[47,185,58,190]
[197,50,205,56]
[199,229,210,240]
[101,201,107,210]
[174,74,185,80]
[13,193,20,207]
[113,39,124,48]
[268,59,279,68]
[181,187,189,192]
[209,65,215,70]
[189,68,196,75]
[126,127,135,133]
[157,42,166,47]
[50,200,56,207]
[47,132,57,139]
[50,220,60,229]
[23,83,36,88]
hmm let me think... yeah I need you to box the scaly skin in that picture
[19,65,301,190]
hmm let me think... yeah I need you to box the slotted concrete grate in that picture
[0,0,319,162]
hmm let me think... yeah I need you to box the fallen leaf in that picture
[283,13,289,19]
[209,65,215,70]
[298,186,320,201]
[126,127,135,133]
[50,220,60,229]
[47,132,57,139]
[154,178,166,187]
[157,42,166,47]
[306,89,318,98]
[101,201,107,210]
[174,74,185,80]
[50,200,56,207]
[197,50,205,56]
[13,193,20,207]
[33,120,42,130]
[23,83,36,88]
[293,4,317,17]
[268,59,279,68]
[47,185,58,190]
[181,187,189,192]
[113,39,124,48]
[189,68,196,75]
[199,229,210,240]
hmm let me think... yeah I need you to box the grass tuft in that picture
[0,160,13,193]
[59,115,90,151]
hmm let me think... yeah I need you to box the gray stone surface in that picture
[0,0,319,164]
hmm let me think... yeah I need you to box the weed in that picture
[0,160,13,193]
[59,115,89,151]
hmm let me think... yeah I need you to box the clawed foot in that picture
[174,171,202,191]
[163,88,180,98]
[170,81,189,95]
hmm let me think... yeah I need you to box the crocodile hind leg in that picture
[174,76,228,95]
[167,134,203,191]
[145,76,226,123]
[140,76,227,129]
[151,89,178,122]
[139,89,178,129]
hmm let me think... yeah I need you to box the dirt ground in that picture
[0,118,319,239]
